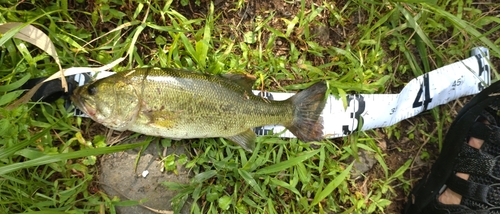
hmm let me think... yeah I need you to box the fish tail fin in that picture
[285,82,327,142]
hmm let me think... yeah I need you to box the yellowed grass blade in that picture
[1,22,124,109]
[0,22,66,91]
[0,23,60,65]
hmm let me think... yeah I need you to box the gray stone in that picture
[348,149,377,180]
[99,138,192,214]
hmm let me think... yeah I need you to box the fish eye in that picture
[87,85,97,95]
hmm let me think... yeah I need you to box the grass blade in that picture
[255,150,319,175]
[238,169,267,198]
[311,163,353,206]
[0,73,30,92]
[397,5,443,61]
[0,90,24,106]
[192,170,217,184]
[0,140,148,175]
[424,3,500,57]
[0,127,51,159]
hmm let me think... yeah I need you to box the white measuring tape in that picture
[74,47,491,139]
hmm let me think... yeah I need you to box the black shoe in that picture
[404,80,500,214]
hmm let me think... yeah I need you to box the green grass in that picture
[1,0,499,213]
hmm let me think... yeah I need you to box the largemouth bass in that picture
[71,67,327,151]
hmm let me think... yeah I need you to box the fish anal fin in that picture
[226,129,256,152]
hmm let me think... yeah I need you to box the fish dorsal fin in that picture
[222,73,256,91]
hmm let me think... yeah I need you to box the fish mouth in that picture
[70,89,96,118]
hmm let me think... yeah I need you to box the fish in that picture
[71,67,327,151]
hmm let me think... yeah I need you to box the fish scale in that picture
[137,68,293,134]
[71,67,327,151]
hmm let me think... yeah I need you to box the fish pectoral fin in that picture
[226,129,256,152]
